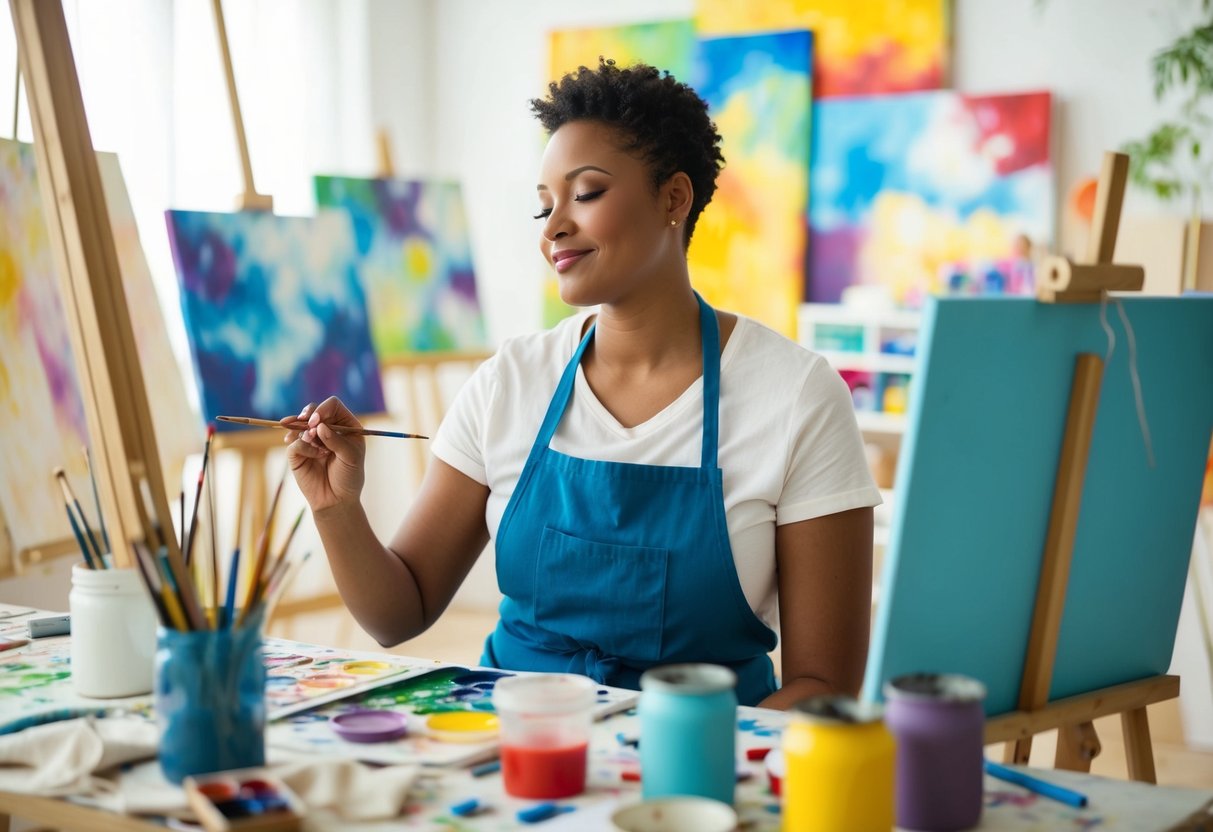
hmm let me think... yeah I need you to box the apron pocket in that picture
[533,526,669,664]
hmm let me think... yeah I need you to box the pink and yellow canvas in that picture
[688,31,812,337]
[0,141,201,554]
[694,0,947,98]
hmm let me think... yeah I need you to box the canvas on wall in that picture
[543,19,697,327]
[808,90,1053,306]
[314,177,486,358]
[694,0,948,98]
[166,210,385,430]
[688,30,812,338]
[0,141,198,555]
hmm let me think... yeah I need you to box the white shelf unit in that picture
[798,305,921,557]
[797,304,921,439]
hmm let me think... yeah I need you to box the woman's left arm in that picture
[759,506,874,710]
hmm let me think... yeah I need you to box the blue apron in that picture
[482,295,778,706]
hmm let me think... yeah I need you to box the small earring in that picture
[669,219,678,227]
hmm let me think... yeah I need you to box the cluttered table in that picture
[1,602,1211,831]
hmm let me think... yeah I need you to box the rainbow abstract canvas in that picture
[314,177,486,358]
[166,210,385,429]
[808,91,1053,306]
[694,0,948,98]
[689,31,812,337]
[0,143,196,554]
[543,19,697,326]
[0,140,91,554]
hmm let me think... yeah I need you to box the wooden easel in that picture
[10,0,179,566]
[981,151,1169,782]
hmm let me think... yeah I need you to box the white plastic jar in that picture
[69,564,157,698]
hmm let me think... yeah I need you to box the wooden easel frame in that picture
[10,0,178,567]
[987,152,1166,781]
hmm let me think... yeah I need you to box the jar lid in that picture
[491,673,596,715]
[883,673,987,704]
[790,695,884,725]
[640,664,737,695]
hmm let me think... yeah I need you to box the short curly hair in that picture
[531,58,724,249]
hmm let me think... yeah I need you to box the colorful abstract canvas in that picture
[688,31,812,337]
[0,140,91,555]
[808,91,1053,306]
[543,19,697,326]
[694,0,948,98]
[166,210,385,430]
[0,144,193,554]
[314,177,486,358]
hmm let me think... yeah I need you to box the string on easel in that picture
[1098,291,1156,468]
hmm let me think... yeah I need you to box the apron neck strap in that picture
[532,293,722,470]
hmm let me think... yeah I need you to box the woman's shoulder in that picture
[726,314,827,383]
[490,310,594,376]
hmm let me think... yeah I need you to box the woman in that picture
[284,59,880,708]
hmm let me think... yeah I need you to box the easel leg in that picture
[1005,737,1032,765]
[0,810,10,832]
[1121,707,1158,783]
[1054,721,1100,772]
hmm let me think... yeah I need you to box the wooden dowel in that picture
[1086,152,1129,266]
[11,58,18,139]
[210,0,271,212]
[1009,352,1104,764]
[375,127,395,179]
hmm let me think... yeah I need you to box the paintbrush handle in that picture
[216,415,427,440]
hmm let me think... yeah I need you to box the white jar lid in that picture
[491,673,596,715]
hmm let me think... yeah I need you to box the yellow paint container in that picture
[782,695,895,832]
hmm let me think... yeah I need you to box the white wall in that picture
[365,0,1204,343]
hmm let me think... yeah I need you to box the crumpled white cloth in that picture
[0,716,420,822]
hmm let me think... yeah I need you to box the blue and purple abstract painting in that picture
[808,90,1053,306]
[315,177,486,359]
[166,210,385,430]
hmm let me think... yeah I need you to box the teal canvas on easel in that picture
[864,296,1213,716]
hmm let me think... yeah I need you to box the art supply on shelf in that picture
[27,614,71,638]
[156,614,266,784]
[638,663,738,805]
[983,760,1089,808]
[184,768,303,832]
[885,673,987,831]
[330,710,408,743]
[782,694,895,832]
[69,565,156,698]
[0,637,29,652]
[610,796,739,832]
[216,415,428,440]
[493,673,595,799]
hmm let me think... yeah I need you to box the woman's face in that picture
[535,120,685,307]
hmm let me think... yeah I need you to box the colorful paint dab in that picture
[166,210,385,429]
[809,90,1053,306]
[314,176,486,358]
[689,30,811,337]
[694,0,948,98]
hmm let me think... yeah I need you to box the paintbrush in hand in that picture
[216,414,427,440]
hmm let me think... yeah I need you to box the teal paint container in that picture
[639,664,737,804]
[154,617,265,784]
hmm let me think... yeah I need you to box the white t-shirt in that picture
[432,311,882,629]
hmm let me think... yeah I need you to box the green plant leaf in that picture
[1151,20,1213,99]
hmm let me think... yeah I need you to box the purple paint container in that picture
[884,673,986,831]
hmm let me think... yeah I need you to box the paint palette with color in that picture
[184,769,303,832]
[262,637,447,720]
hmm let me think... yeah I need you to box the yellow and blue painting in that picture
[166,210,385,429]
[314,177,486,358]
[543,19,697,327]
[688,30,812,337]
[808,90,1053,306]
[694,0,948,99]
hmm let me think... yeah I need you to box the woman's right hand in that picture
[281,397,367,514]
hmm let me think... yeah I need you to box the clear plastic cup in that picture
[492,673,596,799]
